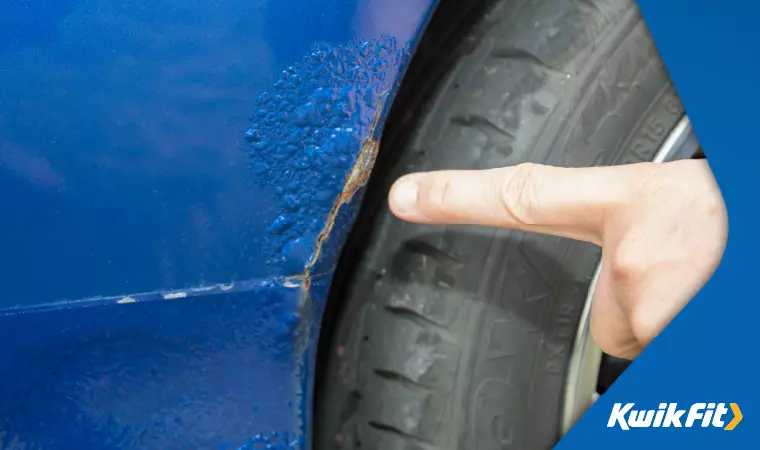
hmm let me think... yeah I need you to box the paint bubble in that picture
[281,238,314,274]
[268,215,293,234]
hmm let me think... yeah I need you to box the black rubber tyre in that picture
[315,0,684,449]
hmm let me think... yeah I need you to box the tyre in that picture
[315,0,685,449]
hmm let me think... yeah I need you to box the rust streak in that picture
[303,107,383,281]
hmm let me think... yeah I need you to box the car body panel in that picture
[0,0,437,447]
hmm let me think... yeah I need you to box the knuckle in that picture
[628,306,659,349]
[499,163,540,226]
[609,242,647,284]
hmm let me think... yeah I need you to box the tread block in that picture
[367,308,461,389]
[362,373,451,444]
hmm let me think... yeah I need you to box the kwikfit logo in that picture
[607,402,742,430]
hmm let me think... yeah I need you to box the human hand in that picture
[388,160,727,359]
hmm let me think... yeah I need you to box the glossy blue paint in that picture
[0,0,437,448]
[0,282,305,449]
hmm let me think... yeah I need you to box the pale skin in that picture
[388,159,727,360]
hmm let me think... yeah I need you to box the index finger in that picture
[388,162,640,244]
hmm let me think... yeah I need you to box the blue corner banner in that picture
[558,1,759,449]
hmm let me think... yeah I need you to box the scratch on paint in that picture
[283,278,302,288]
[117,297,136,304]
[163,292,188,300]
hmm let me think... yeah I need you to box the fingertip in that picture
[389,174,421,220]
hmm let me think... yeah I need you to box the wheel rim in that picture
[560,116,700,434]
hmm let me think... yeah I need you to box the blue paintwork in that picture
[0,0,437,448]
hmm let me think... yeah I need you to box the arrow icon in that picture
[724,403,742,430]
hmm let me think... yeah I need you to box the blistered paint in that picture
[0,0,437,447]
[246,38,406,277]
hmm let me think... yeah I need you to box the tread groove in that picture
[403,240,464,266]
[489,46,565,76]
[372,369,434,392]
[450,113,515,140]
[384,305,462,345]
[368,422,440,449]
[578,0,604,15]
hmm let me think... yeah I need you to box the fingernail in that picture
[392,176,419,215]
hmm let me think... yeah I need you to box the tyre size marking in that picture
[473,378,517,447]
[623,93,684,164]
[638,116,666,145]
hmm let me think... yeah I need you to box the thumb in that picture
[388,163,636,244]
